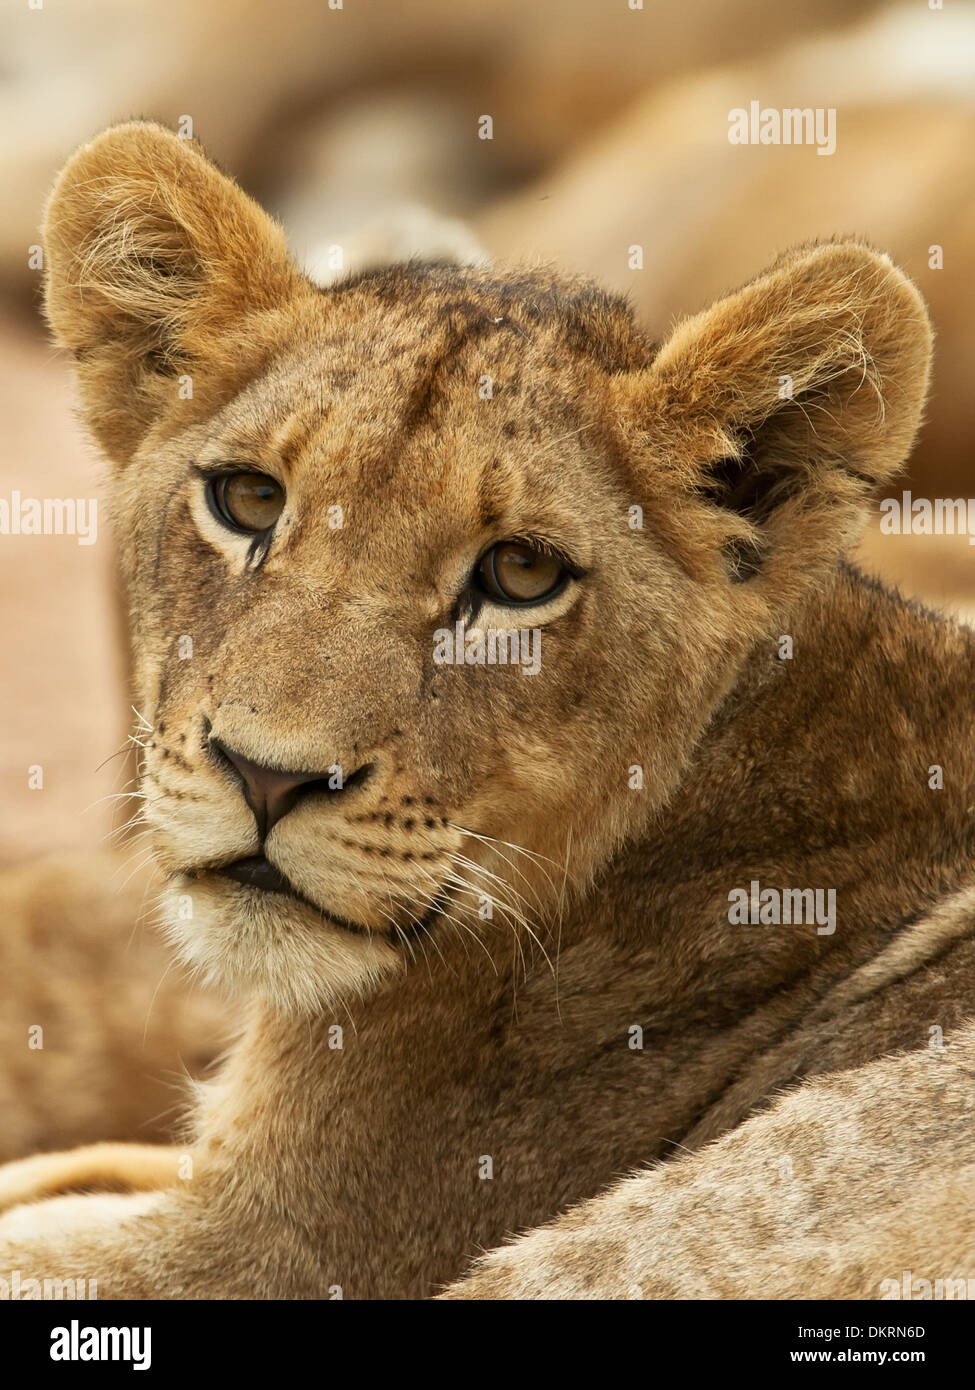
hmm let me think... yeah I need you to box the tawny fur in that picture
[0,1144,193,1214]
[1,122,973,1299]
[0,854,226,1164]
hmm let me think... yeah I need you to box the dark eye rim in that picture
[474,540,577,608]
[202,469,284,536]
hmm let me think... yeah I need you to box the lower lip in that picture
[201,861,442,941]
[214,855,295,895]
[204,859,366,935]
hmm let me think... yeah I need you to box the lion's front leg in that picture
[0,1181,295,1299]
[0,1142,192,1216]
[0,1189,187,1299]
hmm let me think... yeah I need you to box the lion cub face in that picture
[43,125,930,1011]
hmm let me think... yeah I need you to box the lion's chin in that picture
[159,874,402,1016]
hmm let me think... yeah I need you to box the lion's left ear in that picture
[613,242,932,585]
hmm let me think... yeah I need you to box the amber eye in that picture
[476,541,568,606]
[207,472,285,534]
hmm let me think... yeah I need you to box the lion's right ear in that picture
[43,122,306,462]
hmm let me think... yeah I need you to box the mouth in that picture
[201,855,375,937]
[215,854,298,896]
[192,855,451,942]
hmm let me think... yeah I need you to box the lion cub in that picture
[1,123,973,1299]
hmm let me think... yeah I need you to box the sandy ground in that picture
[0,315,127,864]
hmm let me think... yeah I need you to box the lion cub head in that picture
[42,124,931,1013]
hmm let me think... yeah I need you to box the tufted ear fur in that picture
[613,241,933,595]
[42,122,309,463]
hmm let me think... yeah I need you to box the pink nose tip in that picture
[209,740,333,840]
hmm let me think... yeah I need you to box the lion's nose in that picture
[209,738,362,840]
